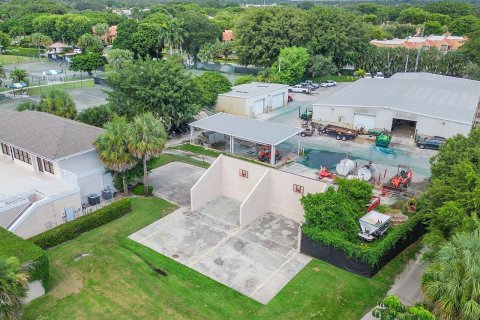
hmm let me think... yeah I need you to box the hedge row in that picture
[30,198,132,249]
[302,211,427,266]
[0,227,49,289]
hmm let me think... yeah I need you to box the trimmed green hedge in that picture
[302,211,426,266]
[30,198,132,249]
[0,228,49,289]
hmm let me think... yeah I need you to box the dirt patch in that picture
[50,274,83,298]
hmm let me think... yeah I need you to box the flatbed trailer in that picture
[320,124,359,141]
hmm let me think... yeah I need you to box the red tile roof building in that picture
[371,34,467,52]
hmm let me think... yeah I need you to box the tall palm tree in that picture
[0,257,30,320]
[128,113,167,196]
[422,230,480,320]
[95,117,138,195]
[0,63,5,86]
[160,19,185,56]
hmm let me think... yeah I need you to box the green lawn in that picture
[23,197,421,320]
[0,55,45,65]
[171,143,221,158]
[26,80,94,96]
[148,153,211,169]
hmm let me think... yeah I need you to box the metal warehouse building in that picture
[312,73,480,138]
[215,82,289,117]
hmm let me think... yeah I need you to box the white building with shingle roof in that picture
[0,110,115,238]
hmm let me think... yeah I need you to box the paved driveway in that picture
[147,162,206,206]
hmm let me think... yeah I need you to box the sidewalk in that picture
[360,248,428,320]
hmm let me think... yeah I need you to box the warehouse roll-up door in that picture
[353,113,376,130]
[253,99,264,115]
[271,93,284,109]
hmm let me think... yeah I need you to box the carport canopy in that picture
[189,113,302,165]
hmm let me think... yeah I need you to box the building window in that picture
[12,148,31,164]
[1,143,9,156]
[43,159,55,174]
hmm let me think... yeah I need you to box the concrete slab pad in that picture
[245,213,299,248]
[148,162,206,206]
[195,196,240,226]
[130,196,310,304]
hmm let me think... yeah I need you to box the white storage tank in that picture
[358,162,376,181]
[336,159,355,177]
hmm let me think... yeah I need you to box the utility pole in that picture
[405,54,409,73]
[414,14,427,72]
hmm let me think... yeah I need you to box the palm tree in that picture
[38,89,77,119]
[160,19,185,56]
[0,257,30,320]
[128,113,167,196]
[95,117,138,195]
[30,33,52,59]
[422,230,480,320]
[94,23,109,45]
[10,69,28,84]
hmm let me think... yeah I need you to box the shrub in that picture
[0,228,49,289]
[303,211,427,266]
[30,198,132,249]
[132,183,153,197]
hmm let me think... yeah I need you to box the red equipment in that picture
[366,196,381,212]
[385,166,413,191]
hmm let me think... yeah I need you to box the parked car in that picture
[300,82,316,91]
[320,80,337,87]
[288,85,311,94]
[364,73,372,78]
[304,80,320,89]
[416,136,446,150]
[73,48,82,54]
[374,72,385,79]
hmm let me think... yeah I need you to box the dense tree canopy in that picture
[194,71,231,107]
[106,59,200,128]
[271,46,309,85]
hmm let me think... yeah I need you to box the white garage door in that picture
[271,93,284,109]
[253,99,264,115]
[354,113,376,130]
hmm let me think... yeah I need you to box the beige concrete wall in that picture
[215,96,247,116]
[267,170,327,223]
[221,156,269,202]
[191,156,223,211]
[0,201,29,228]
[239,171,270,228]
[15,191,81,239]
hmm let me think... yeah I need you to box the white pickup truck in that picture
[288,85,311,94]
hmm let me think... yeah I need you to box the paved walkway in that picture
[360,248,428,320]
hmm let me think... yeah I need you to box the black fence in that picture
[192,61,264,76]
[300,221,427,277]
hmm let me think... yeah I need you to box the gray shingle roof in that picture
[189,113,302,145]
[0,110,105,160]
[219,82,289,99]
[314,73,480,124]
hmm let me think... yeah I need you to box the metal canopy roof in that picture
[189,113,302,146]
[314,73,480,125]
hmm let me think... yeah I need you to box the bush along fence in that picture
[300,212,427,277]
[29,198,132,249]
[0,227,49,290]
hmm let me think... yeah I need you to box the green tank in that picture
[375,133,392,148]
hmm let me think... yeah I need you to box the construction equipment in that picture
[320,124,359,141]
[257,146,282,163]
[384,166,413,191]
[299,107,313,120]
[375,133,392,148]
[358,210,390,242]
[300,122,322,137]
